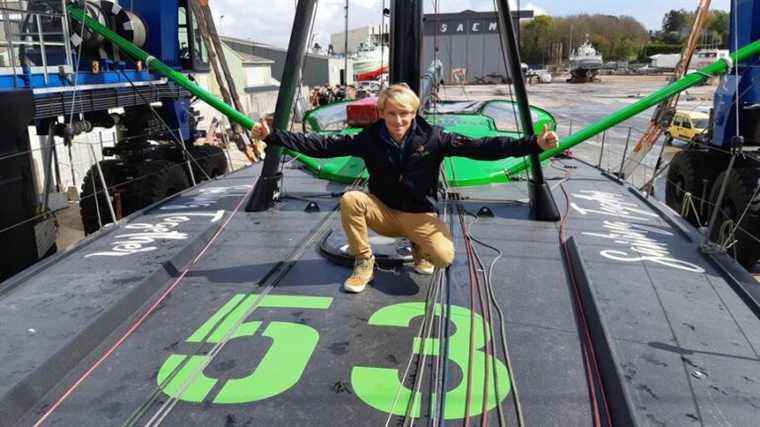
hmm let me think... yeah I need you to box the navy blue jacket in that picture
[264,116,540,213]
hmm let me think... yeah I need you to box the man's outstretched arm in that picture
[441,125,558,160]
[253,119,362,159]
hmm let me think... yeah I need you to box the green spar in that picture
[66,4,255,131]
[505,38,760,177]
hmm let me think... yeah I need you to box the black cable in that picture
[118,69,213,181]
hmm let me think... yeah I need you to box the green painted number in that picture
[351,302,511,419]
[157,294,333,404]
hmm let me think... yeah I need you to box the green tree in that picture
[520,13,648,64]
[662,9,690,34]
[707,10,729,48]
[520,15,553,65]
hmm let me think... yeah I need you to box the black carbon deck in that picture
[2,157,760,426]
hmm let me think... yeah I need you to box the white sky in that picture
[210,0,731,49]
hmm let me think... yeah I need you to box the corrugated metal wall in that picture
[222,38,331,87]
[423,11,526,83]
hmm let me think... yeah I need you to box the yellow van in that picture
[666,111,710,143]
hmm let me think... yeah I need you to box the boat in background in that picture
[568,38,603,83]
[350,40,389,79]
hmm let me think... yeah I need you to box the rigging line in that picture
[433,193,453,427]
[428,172,449,426]
[652,170,760,247]
[381,0,387,77]
[557,172,611,427]
[465,212,498,427]
[721,179,760,248]
[0,209,58,236]
[403,269,444,427]
[70,145,207,203]
[461,212,494,427]
[627,63,760,181]
[124,173,367,427]
[279,0,320,193]
[438,265,453,426]
[118,69,212,182]
[116,73,212,182]
[463,219,500,427]
[490,0,520,135]
[0,140,69,162]
[382,288,431,427]
[66,8,86,126]
[557,163,605,422]
[429,253,449,423]
[384,267,438,427]
[90,157,103,229]
[468,235,522,427]
[402,169,454,427]
[430,268,447,427]
[32,182,256,427]
[472,229,492,427]
[734,0,740,149]
[436,168,453,427]
[457,199,478,427]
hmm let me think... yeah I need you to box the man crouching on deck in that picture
[252,83,558,293]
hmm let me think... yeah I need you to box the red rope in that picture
[460,203,478,427]
[555,159,612,427]
[33,185,255,426]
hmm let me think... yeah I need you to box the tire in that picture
[665,150,714,225]
[708,168,760,269]
[187,145,228,182]
[79,160,128,235]
[131,160,191,209]
[664,132,673,145]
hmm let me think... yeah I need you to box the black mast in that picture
[494,0,560,221]
[389,0,422,94]
[246,0,318,212]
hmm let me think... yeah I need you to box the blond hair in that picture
[377,83,420,112]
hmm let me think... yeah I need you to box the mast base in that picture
[528,181,561,222]
[246,172,282,212]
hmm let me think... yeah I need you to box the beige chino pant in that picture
[339,191,455,268]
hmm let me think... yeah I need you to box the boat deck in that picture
[2,156,760,426]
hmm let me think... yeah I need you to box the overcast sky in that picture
[210,0,731,49]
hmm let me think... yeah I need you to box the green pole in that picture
[67,4,255,131]
[505,38,760,177]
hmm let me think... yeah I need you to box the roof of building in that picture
[221,35,330,59]
[233,50,274,65]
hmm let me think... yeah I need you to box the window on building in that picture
[178,1,209,71]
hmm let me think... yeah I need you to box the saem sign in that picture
[423,10,533,36]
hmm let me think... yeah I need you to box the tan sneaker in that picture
[411,244,435,275]
[414,258,435,275]
[344,255,375,293]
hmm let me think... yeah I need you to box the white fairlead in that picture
[723,56,734,71]
[145,55,157,69]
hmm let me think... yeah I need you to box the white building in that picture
[649,54,681,70]
[689,49,730,71]
[190,43,280,134]
[329,24,389,55]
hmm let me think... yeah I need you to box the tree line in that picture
[518,9,730,66]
